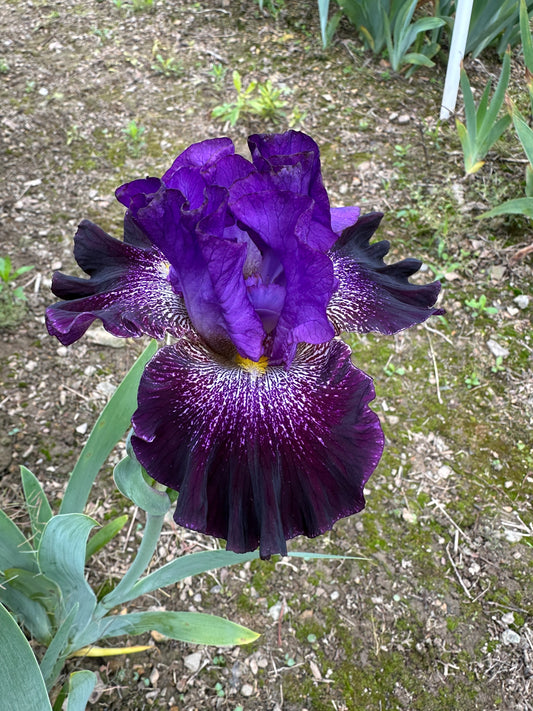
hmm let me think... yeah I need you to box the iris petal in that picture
[45,220,190,345]
[330,206,361,235]
[246,131,336,251]
[231,190,336,364]
[124,183,265,361]
[162,137,236,184]
[328,212,444,334]
[131,337,384,558]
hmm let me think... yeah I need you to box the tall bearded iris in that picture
[46,131,443,558]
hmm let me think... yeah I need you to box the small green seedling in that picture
[491,356,506,373]
[123,120,146,157]
[383,362,406,377]
[464,372,481,388]
[209,63,227,89]
[0,256,34,301]
[464,294,498,317]
[152,53,183,77]
[212,70,289,127]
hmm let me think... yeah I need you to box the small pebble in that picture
[268,601,284,620]
[330,590,339,601]
[75,423,88,435]
[183,652,202,673]
[240,683,254,697]
[501,629,521,645]
[501,612,515,625]
[514,294,529,309]
[402,508,417,524]
[438,464,452,479]
[487,339,509,358]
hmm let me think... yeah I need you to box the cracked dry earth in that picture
[0,1,532,710]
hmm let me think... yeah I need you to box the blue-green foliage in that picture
[319,0,533,64]
[481,0,533,220]
[465,0,533,57]
[335,0,445,71]
[456,49,512,174]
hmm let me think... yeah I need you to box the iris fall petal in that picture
[131,338,384,558]
[45,219,191,345]
[328,212,444,334]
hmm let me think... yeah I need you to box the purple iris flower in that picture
[46,131,443,558]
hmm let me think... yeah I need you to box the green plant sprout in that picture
[152,53,183,77]
[91,27,112,44]
[383,362,406,377]
[209,63,227,89]
[257,0,286,19]
[0,256,34,301]
[425,240,468,281]
[132,0,154,12]
[212,70,289,127]
[491,355,506,373]
[123,119,146,157]
[464,294,498,318]
[464,371,481,388]
[456,49,511,174]
[214,682,225,698]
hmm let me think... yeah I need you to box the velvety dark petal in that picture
[131,185,265,361]
[328,213,444,334]
[131,338,384,558]
[231,191,336,363]
[45,220,191,346]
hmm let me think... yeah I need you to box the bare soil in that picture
[0,1,532,710]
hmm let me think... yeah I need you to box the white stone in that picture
[501,629,521,645]
[438,465,453,479]
[514,294,529,309]
[183,652,202,673]
[486,339,509,358]
[268,600,284,621]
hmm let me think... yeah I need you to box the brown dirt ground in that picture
[1,1,532,710]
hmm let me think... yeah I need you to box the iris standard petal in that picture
[131,337,384,559]
[162,137,235,185]
[127,184,266,361]
[330,206,361,235]
[45,220,190,346]
[328,212,444,334]
[247,131,336,251]
[231,190,336,364]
